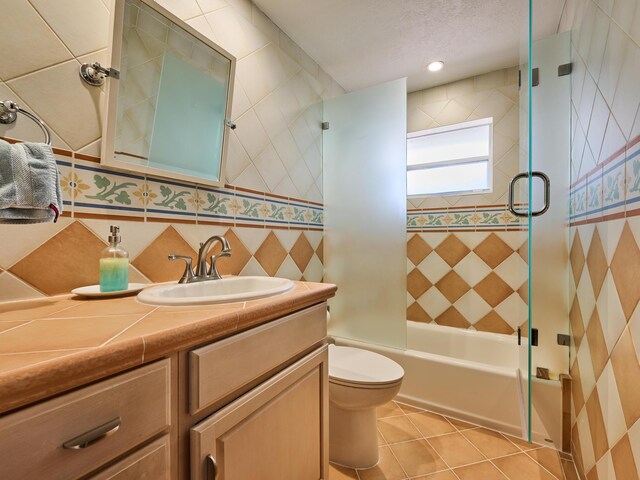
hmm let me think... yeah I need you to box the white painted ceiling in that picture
[253,0,566,93]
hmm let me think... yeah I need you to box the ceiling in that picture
[253,0,566,93]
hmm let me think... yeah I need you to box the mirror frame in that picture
[101,0,236,187]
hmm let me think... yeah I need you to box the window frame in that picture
[406,117,494,198]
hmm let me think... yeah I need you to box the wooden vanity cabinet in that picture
[0,301,329,480]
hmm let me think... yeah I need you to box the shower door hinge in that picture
[558,63,573,77]
[536,367,550,379]
[532,68,540,87]
[531,328,539,346]
[321,121,330,130]
[557,333,571,346]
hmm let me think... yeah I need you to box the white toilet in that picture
[328,344,404,468]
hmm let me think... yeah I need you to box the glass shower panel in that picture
[323,78,408,349]
[529,31,572,449]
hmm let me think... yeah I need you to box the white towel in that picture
[0,139,63,223]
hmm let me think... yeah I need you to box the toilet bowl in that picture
[328,344,404,469]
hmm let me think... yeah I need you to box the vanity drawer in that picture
[90,435,170,480]
[0,359,171,480]
[190,302,327,414]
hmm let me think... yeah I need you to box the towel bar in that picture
[0,100,52,145]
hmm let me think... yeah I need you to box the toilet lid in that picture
[329,345,404,386]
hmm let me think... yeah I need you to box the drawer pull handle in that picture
[206,454,218,479]
[62,417,121,449]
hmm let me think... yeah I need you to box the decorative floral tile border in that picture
[570,135,640,225]
[35,148,323,230]
[407,204,526,232]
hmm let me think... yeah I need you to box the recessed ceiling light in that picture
[427,61,444,72]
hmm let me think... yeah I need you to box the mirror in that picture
[102,0,235,185]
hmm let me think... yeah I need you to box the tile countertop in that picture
[0,281,337,415]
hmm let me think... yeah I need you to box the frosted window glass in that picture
[323,78,407,349]
[407,161,489,196]
[407,124,490,166]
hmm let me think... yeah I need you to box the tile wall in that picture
[0,0,341,302]
[406,67,528,335]
[561,0,640,477]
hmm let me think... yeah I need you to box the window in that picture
[407,118,493,197]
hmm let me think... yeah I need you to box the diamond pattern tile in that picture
[407,302,432,323]
[586,389,609,461]
[586,310,608,379]
[408,234,432,265]
[315,238,323,263]
[475,311,514,335]
[610,223,640,320]
[289,233,314,272]
[474,233,513,268]
[254,231,288,276]
[610,328,640,428]
[586,229,608,299]
[408,269,432,299]
[435,235,471,267]
[436,271,470,303]
[571,296,586,349]
[10,221,106,295]
[474,273,513,307]
[435,307,471,329]
[571,231,586,286]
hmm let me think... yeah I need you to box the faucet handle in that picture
[168,254,194,284]
[209,251,231,280]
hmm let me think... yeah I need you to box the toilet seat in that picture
[329,345,404,388]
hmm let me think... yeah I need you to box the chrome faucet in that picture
[168,235,232,283]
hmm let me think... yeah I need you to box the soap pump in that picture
[99,225,129,292]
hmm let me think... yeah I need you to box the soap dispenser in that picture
[100,225,129,292]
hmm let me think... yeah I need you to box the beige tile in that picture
[610,434,639,480]
[610,223,640,319]
[561,459,580,480]
[585,390,609,461]
[474,233,513,268]
[435,235,471,267]
[570,296,585,349]
[397,402,423,414]
[474,272,514,307]
[408,235,433,265]
[357,446,405,480]
[408,411,456,438]
[0,273,45,303]
[474,311,515,335]
[435,271,470,303]
[454,461,509,480]
[492,452,557,480]
[610,328,640,428]
[328,463,358,480]
[9,222,106,295]
[447,417,478,431]
[503,433,539,451]
[462,428,521,458]
[390,439,448,477]
[586,229,608,299]
[289,233,314,272]
[427,432,485,467]
[413,471,457,480]
[378,429,387,446]
[0,349,89,375]
[254,231,287,276]
[0,315,142,353]
[377,415,422,444]
[408,269,433,299]
[132,226,197,282]
[211,229,253,276]
[434,307,471,329]
[7,58,104,150]
[0,298,76,321]
[48,297,155,318]
[407,302,433,323]
[570,231,586,285]
[526,448,564,480]
[0,0,72,80]
[29,0,109,56]
[376,401,404,419]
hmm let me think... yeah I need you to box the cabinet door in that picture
[190,346,328,480]
[90,436,170,480]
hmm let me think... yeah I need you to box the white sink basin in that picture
[137,276,295,306]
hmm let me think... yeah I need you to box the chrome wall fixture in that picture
[0,100,52,145]
[79,62,120,87]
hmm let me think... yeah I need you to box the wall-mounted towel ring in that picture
[0,100,52,145]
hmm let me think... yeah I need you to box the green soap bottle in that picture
[100,225,129,292]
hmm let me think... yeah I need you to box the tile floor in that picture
[329,400,579,480]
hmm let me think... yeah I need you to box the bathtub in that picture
[333,321,561,448]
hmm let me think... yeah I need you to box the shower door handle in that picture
[507,171,551,217]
